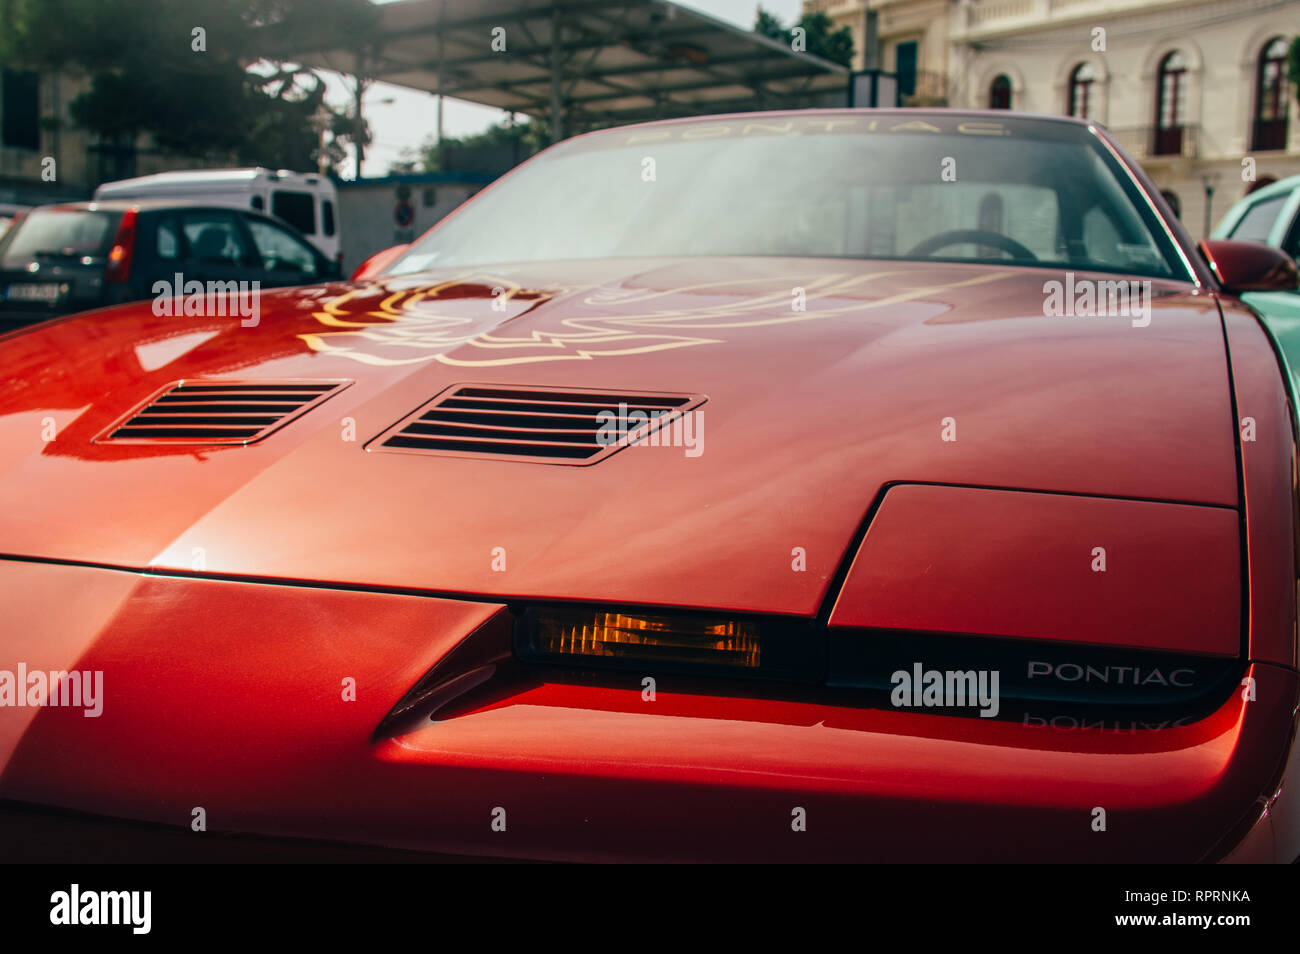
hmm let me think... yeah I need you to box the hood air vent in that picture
[370,384,705,465]
[96,379,350,445]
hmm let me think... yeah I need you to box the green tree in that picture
[754,6,854,68]
[755,8,784,42]
[395,117,549,176]
[0,0,380,173]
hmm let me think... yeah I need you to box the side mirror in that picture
[1198,239,1299,294]
[350,244,410,282]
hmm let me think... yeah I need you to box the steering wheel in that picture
[907,229,1038,261]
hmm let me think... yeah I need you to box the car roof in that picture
[96,168,325,188]
[29,199,264,214]
[1235,173,1300,203]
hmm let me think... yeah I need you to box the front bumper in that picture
[0,558,1296,863]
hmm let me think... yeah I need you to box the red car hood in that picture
[0,257,1236,615]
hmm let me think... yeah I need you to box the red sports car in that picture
[1,109,1298,862]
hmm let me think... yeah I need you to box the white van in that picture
[94,168,340,264]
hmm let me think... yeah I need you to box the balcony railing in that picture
[1107,124,1200,160]
[901,70,950,107]
[802,0,858,14]
[968,0,1035,28]
[962,0,1177,31]
[1047,0,1099,12]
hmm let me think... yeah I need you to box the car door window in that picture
[156,216,180,260]
[271,190,315,236]
[1229,195,1287,243]
[1281,202,1300,264]
[180,211,255,267]
[246,218,320,279]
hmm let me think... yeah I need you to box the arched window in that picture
[1154,51,1188,155]
[1253,37,1291,151]
[1068,63,1097,119]
[1159,189,1182,220]
[1245,175,1278,196]
[989,75,1012,110]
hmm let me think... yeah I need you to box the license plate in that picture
[5,282,67,304]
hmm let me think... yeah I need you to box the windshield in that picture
[389,114,1185,281]
[0,209,115,267]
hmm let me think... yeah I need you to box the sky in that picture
[320,0,807,177]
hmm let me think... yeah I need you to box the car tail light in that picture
[104,207,138,284]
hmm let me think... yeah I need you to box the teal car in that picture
[1214,175,1300,407]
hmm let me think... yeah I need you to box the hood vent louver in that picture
[96,379,350,445]
[370,384,706,465]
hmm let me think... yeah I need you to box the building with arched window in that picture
[804,0,1299,239]
[988,74,1012,109]
[1154,50,1190,156]
[952,0,1299,237]
[1253,35,1292,151]
[1068,62,1098,119]
[806,0,1298,237]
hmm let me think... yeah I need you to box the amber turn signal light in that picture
[531,608,760,668]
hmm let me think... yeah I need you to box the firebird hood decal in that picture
[300,268,1015,367]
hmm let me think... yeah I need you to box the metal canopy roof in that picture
[278,0,850,139]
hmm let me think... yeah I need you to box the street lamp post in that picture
[1201,173,1220,240]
